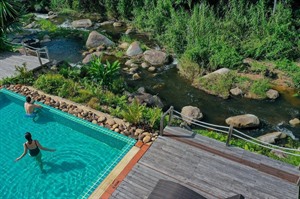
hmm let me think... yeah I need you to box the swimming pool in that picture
[0,89,136,198]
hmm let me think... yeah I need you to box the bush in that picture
[121,99,145,124]
[36,19,57,32]
[178,56,203,81]
[249,79,270,98]
[86,56,121,89]
[275,59,300,89]
[195,72,235,99]
[143,107,162,129]
[70,89,93,103]
[34,74,76,97]
[195,129,300,166]
[87,97,100,110]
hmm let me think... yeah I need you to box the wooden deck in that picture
[110,126,299,199]
[0,52,49,79]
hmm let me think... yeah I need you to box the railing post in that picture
[226,124,233,146]
[36,50,42,65]
[45,47,50,61]
[160,113,164,136]
[22,43,28,56]
[168,106,174,126]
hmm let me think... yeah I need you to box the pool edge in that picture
[89,142,151,199]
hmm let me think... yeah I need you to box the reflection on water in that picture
[41,38,84,63]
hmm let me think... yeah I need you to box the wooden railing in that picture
[21,43,50,65]
[160,106,300,158]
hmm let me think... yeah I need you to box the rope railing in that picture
[161,107,300,157]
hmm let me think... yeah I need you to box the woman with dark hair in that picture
[24,96,42,118]
[15,132,55,170]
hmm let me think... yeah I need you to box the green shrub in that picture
[233,75,252,92]
[70,89,93,103]
[86,56,121,89]
[36,19,57,32]
[50,0,69,11]
[58,65,81,81]
[249,79,270,97]
[209,42,242,70]
[143,107,162,129]
[178,56,203,82]
[109,106,122,118]
[249,62,268,74]
[275,59,300,89]
[121,99,145,124]
[87,97,100,110]
[34,74,76,97]
[195,129,300,166]
[195,72,235,99]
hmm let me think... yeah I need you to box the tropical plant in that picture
[87,56,121,89]
[121,99,145,124]
[14,63,35,84]
[0,0,22,51]
[143,107,162,128]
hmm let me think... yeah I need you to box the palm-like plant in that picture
[87,56,121,89]
[121,99,145,125]
[0,0,21,51]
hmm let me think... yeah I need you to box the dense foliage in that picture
[20,0,298,87]
[0,0,22,51]
[12,0,299,72]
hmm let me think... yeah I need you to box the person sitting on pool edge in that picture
[15,132,56,171]
[24,96,42,118]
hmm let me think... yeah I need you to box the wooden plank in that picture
[0,52,49,80]
[112,134,298,199]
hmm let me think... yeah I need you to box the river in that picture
[26,14,300,139]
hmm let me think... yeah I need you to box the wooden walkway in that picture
[110,126,299,199]
[0,52,49,79]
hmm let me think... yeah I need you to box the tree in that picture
[0,0,21,51]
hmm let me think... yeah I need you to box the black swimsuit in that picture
[25,141,40,157]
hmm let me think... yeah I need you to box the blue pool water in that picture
[0,89,136,199]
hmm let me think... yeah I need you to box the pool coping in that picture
[96,141,151,199]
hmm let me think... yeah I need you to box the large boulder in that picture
[289,118,300,126]
[72,19,92,28]
[230,87,243,96]
[202,68,230,79]
[143,50,168,66]
[126,41,143,57]
[86,31,115,49]
[128,88,164,108]
[225,114,260,128]
[181,106,203,125]
[257,132,287,144]
[82,52,102,64]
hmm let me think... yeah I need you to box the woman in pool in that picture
[15,132,56,170]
